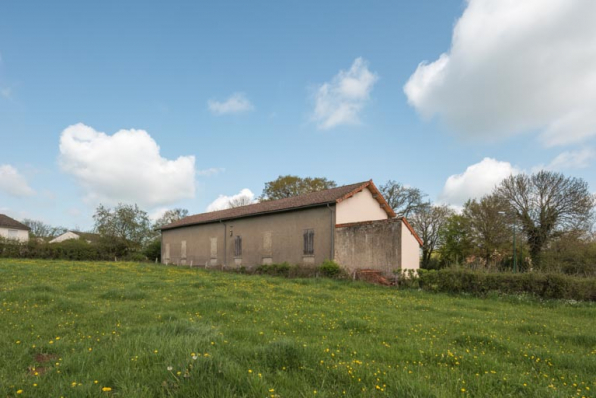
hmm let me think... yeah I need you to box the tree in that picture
[21,219,67,239]
[463,194,512,268]
[260,175,337,201]
[438,214,473,266]
[379,180,427,218]
[496,171,595,266]
[153,208,189,229]
[410,203,453,269]
[93,203,152,250]
[228,196,253,208]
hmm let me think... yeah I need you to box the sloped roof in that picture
[71,231,101,243]
[0,214,31,231]
[161,180,395,231]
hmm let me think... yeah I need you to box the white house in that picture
[0,214,30,243]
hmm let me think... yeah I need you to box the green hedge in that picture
[0,238,138,261]
[418,269,596,301]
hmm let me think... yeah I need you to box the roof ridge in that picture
[161,181,373,230]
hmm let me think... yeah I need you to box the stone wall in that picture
[334,218,402,275]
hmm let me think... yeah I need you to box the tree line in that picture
[13,172,596,274]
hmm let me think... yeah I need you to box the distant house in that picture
[0,214,30,243]
[160,180,422,274]
[49,231,100,244]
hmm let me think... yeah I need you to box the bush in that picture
[144,239,161,262]
[0,236,144,262]
[318,260,343,278]
[255,262,292,277]
[418,269,596,301]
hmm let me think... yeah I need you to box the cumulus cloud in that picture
[312,57,379,130]
[439,158,519,207]
[0,164,35,197]
[208,93,254,115]
[206,188,255,212]
[539,148,596,171]
[59,123,195,208]
[404,0,596,146]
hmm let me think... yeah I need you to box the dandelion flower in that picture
[102,387,112,392]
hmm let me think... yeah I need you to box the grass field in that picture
[1,259,595,397]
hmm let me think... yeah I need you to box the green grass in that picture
[1,259,595,397]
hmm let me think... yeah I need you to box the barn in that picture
[160,180,422,274]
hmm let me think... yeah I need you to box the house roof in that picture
[71,231,101,242]
[0,214,31,231]
[161,180,396,231]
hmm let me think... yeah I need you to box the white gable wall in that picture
[401,221,420,271]
[0,227,29,242]
[336,187,388,225]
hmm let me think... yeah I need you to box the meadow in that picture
[1,259,595,397]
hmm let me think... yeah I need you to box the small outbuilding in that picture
[160,180,422,275]
[0,214,30,243]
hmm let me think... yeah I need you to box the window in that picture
[234,235,242,257]
[303,229,314,255]
[8,230,18,239]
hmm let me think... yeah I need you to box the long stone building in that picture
[160,180,422,274]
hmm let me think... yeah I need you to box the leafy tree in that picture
[93,203,152,250]
[379,180,427,218]
[438,214,473,266]
[153,208,189,229]
[540,230,596,276]
[496,171,595,266]
[260,175,337,201]
[21,219,67,239]
[410,203,453,269]
[463,194,512,268]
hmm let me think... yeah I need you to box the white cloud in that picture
[206,188,255,212]
[0,164,35,197]
[539,148,596,171]
[59,123,195,208]
[208,93,254,115]
[197,167,225,177]
[439,158,519,207]
[404,0,596,146]
[312,57,379,130]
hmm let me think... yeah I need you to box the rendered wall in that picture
[0,227,29,242]
[335,188,388,225]
[401,221,421,271]
[334,218,402,275]
[161,205,334,268]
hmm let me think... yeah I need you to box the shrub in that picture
[255,262,292,277]
[418,269,596,301]
[318,260,343,278]
[144,239,161,262]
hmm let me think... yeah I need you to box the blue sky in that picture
[1,0,595,230]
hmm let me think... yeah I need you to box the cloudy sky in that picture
[1,0,595,229]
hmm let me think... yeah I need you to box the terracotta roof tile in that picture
[161,180,395,230]
[0,214,31,231]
